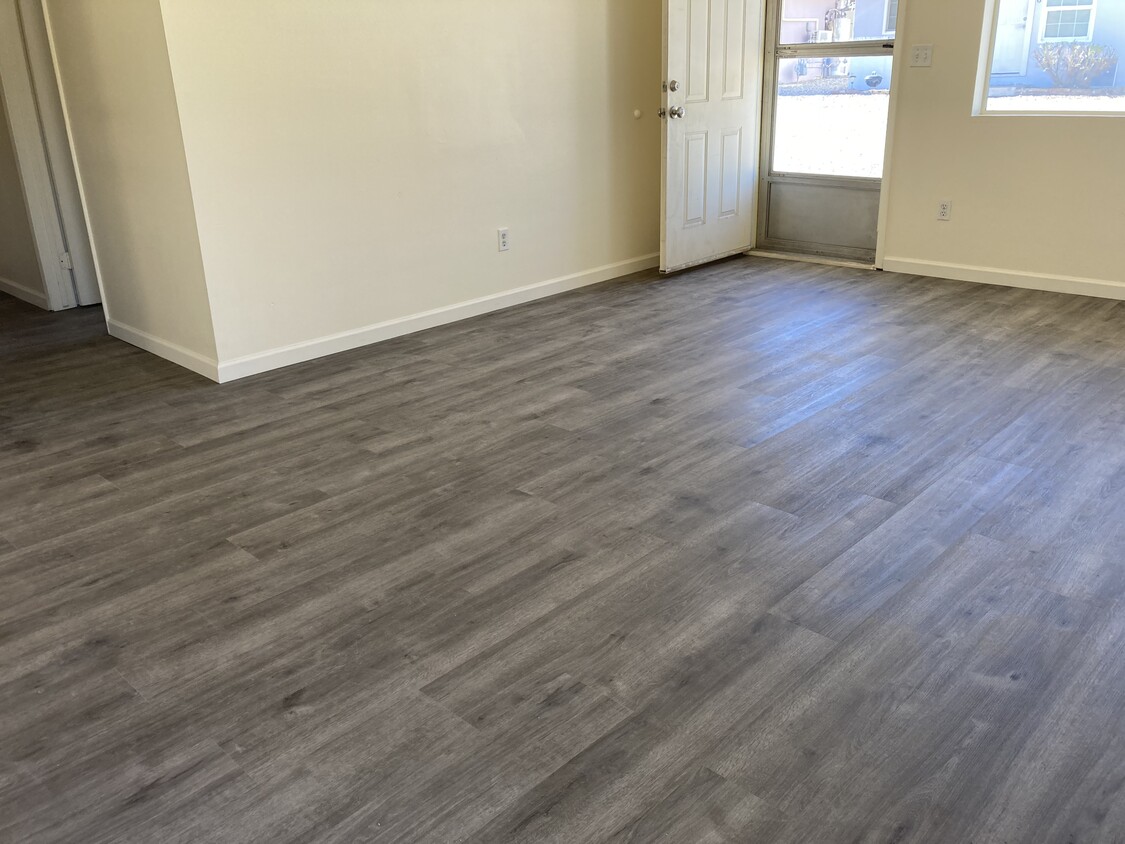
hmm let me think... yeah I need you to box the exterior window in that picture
[979,0,1123,114]
[884,0,899,34]
[1040,0,1096,41]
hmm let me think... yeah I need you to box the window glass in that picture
[772,56,893,178]
[885,0,899,34]
[779,0,896,43]
[984,0,1124,113]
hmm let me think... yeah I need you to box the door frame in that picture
[755,0,896,262]
[873,0,907,270]
[0,0,100,310]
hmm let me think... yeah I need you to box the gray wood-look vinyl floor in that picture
[3,256,1125,843]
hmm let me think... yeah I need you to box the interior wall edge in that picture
[881,257,1125,302]
[0,273,49,308]
[154,0,223,359]
[106,317,220,382]
[215,252,660,384]
[42,0,221,362]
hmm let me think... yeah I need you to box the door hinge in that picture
[59,251,73,270]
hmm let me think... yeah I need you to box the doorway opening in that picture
[660,0,896,272]
[756,0,895,262]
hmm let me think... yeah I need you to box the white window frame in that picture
[1038,0,1097,43]
[975,0,1124,116]
[883,0,898,35]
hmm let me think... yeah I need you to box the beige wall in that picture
[45,0,217,369]
[46,0,1121,380]
[158,0,661,368]
[0,94,45,305]
[880,0,1125,291]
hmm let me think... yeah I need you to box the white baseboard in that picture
[0,275,49,309]
[216,253,660,383]
[881,257,1125,302]
[107,319,220,382]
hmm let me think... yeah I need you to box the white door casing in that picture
[19,0,100,306]
[0,0,74,310]
[0,0,101,310]
[662,0,765,274]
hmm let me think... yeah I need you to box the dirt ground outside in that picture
[773,91,890,179]
[772,89,1122,179]
[987,92,1125,112]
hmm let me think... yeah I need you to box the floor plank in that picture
[3,257,1125,842]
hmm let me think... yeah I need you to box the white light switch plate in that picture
[910,44,933,67]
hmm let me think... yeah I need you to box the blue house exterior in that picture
[988,0,1124,89]
[853,0,897,42]
[775,0,894,92]
[849,0,897,92]
[785,0,1123,92]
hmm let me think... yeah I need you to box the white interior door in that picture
[756,0,893,263]
[661,0,764,274]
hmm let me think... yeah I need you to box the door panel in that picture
[765,181,880,252]
[684,131,708,227]
[719,128,743,218]
[722,0,748,99]
[687,0,712,102]
[661,0,764,274]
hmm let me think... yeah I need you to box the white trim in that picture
[978,107,1125,117]
[883,0,898,35]
[107,319,220,382]
[217,253,661,383]
[0,274,49,308]
[881,257,1125,300]
[1038,0,1096,43]
[18,0,99,305]
[874,0,906,268]
[975,0,1003,114]
[40,0,112,315]
[748,0,767,255]
[977,0,1120,116]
